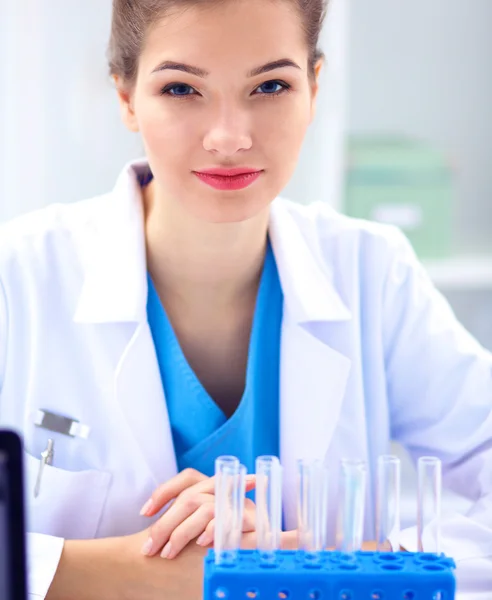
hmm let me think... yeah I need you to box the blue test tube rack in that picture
[203,549,456,599]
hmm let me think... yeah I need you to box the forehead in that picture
[140,0,307,74]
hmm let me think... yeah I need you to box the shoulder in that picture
[0,193,111,274]
[276,197,416,268]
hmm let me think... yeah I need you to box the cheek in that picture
[259,102,310,174]
[260,96,310,145]
[137,98,195,162]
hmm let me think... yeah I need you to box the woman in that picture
[1,0,491,598]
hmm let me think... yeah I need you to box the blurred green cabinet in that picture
[344,137,455,259]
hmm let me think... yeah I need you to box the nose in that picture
[203,102,253,156]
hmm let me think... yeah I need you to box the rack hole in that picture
[278,591,290,599]
[381,563,403,571]
[372,591,384,600]
[433,592,446,600]
[339,591,352,600]
[339,563,358,570]
[246,591,259,598]
[423,564,445,572]
[215,589,228,599]
[419,554,440,561]
[309,591,322,599]
[379,554,399,561]
[402,592,415,600]
[339,553,356,562]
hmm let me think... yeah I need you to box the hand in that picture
[241,529,298,551]
[361,541,378,551]
[139,468,256,559]
[47,528,208,600]
[122,528,208,600]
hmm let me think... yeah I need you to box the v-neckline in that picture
[147,240,275,421]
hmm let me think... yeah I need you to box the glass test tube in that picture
[214,456,247,564]
[417,456,442,553]
[376,455,401,551]
[255,456,282,560]
[297,459,328,554]
[336,459,366,553]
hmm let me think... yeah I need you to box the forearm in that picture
[46,537,131,600]
[46,535,206,600]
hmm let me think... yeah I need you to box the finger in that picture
[140,468,207,516]
[182,473,256,499]
[146,492,214,556]
[196,518,215,548]
[245,475,256,492]
[141,473,256,517]
[161,503,217,559]
[196,495,257,549]
[242,498,256,532]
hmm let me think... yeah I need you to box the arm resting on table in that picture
[46,530,206,600]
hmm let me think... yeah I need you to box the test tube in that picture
[214,456,247,564]
[297,459,328,554]
[376,455,401,551]
[417,456,442,553]
[336,459,366,553]
[255,456,282,561]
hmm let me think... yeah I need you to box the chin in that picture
[187,194,272,224]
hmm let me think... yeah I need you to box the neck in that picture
[143,180,269,309]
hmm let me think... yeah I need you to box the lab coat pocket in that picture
[24,451,112,539]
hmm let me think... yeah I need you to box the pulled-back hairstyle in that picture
[108,0,329,85]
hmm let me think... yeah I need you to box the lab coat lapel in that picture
[75,159,178,486]
[114,322,178,487]
[279,316,351,528]
[269,199,352,528]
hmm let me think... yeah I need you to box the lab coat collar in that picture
[74,159,149,324]
[74,159,352,325]
[269,199,352,324]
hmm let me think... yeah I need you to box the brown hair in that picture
[108,0,329,86]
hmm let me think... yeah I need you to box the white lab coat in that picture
[0,159,491,599]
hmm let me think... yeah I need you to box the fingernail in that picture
[246,475,255,481]
[196,533,208,546]
[141,537,153,556]
[140,499,154,516]
[161,541,173,559]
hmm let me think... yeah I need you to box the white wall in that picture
[283,0,349,209]
[347,0,492,255]
[0,0,143,223]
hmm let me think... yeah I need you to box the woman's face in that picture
[117,0,322,223]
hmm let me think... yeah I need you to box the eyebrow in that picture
[150,58,302,78]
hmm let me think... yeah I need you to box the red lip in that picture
[195,167,262,177]
[193,170,263,191]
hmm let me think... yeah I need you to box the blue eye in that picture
[161,83,195,97]
[160,79,291,100]
[255,81,289,95]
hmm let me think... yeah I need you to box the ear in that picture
[309,58,324,124]
[113,75,140,133]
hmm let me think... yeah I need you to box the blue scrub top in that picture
[147,240,283,478]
